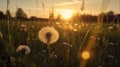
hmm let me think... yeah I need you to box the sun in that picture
[56,9,74,20]
[60,9,73,19]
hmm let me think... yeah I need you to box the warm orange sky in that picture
[0,0,120,18]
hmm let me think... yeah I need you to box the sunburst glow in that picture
[57,9,74,19]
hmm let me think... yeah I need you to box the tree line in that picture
[0,8,120,23]
[0,8,48,22]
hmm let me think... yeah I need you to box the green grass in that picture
[0,20,120,67]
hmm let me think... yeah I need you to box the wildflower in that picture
[107,55,114,58]
[20,24,27,31]
[98,65,102,67]
[63,42,73,47]
[108,26,113,30]
[38,26,59,45]
[90,36,96,39]
[116,24,119,28]
[73,28,78,32]
[16,45,30,55]
[31,25,35,28]
[109,42,115,46]
[74,23,78,26]
[21,23,27,28]
[97,37,101,40]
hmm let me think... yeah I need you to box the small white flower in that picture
[107,55,114,58]
[63,42,73,47]
[21,24,27,28]
[98,65,102,67]
[108,26,113,30]
[20,24,27,31]
[90,36,96,39]
[38,26,59,45]
[31,25,35,28]
[16,45,30,55]
[97,37,101,40]
[109,42,115,45]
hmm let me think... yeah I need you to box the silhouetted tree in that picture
[29,16,38,21]
[106,11,114,22]
[71,13,80,22]
[5,10,12,19]
[0,11,5,20]
[98,12,106,22]
[56,14,62,22]
[15,8,27,20]
[80,14,97,23]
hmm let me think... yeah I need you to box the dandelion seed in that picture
[38,26,59,45]
[16,45,30,55]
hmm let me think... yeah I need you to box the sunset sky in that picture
[0,0,119,18]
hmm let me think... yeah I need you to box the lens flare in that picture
[81,51,90,60]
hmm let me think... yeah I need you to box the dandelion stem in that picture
[7,0,11,44]
[78,24,93,52]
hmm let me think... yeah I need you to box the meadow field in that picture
[0,21,120,67]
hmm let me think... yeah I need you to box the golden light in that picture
[73,28,78,32]
[59,9,73,19]
[81,51,90,60]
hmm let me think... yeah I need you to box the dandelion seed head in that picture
[16,45,30,55]
[38,26,59,45]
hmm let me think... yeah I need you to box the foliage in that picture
[0,17,120,67]
[15,8,27,20]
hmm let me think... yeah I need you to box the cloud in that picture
[55,2,76,6]
[72,0,80,3]
[54,0,81,6]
